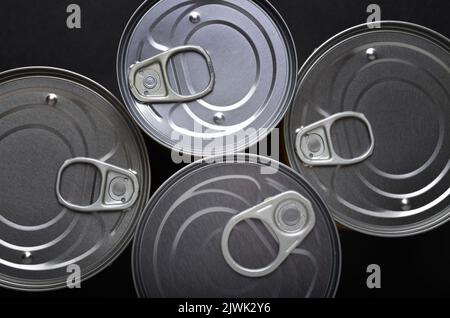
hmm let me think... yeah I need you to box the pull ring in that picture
[295,112,375,166]
[56,158,139,212]
[128,45,215,103]
[221,191,316,278]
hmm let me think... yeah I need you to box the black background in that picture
[1,0,450,298]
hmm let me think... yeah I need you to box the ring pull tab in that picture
[295,111,375,166]
[221,191,316,278]
[56,158,139,212]
[128,45,215,104]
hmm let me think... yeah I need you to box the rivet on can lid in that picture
[366,48,377,61]
[22,251,33,264]
[282,208,301,225]
[276,200,308,232]
[143,75,158,89]
[112,179,127,197]
[307,134,323,154]
[214,112,226,125]
[401,198,411,211]
[189,12,201,23]
[46,93,58,106]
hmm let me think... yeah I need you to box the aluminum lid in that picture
[0,67,151,291]
[117,0,297,156]
[133,155,341,298]
[284,21,450,237]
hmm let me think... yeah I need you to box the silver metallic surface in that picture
[118,0,297,156]
[128,45,215,103]
[133,155,340,298]
[56,158,139,212]
[221,191,316,278]
[366,48,377,61]
[0,67,151,291]
[45,93,58,106]
[295,112,375,166]
[284,21,450,237]
[189,11,201,24]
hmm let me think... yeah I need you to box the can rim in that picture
[116,0,298,157]
[132,153,341,298]
[283,20,450,238]
[0,66,151,291]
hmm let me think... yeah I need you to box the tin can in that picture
[0,67,151,291]
[284,21,450,237]
[117,0,297,156]
[132,154,341,298]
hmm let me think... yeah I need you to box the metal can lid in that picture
[117,0,297,156]
[132,154,340,298]
[0,67,151,291]
[285,21,450,237]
